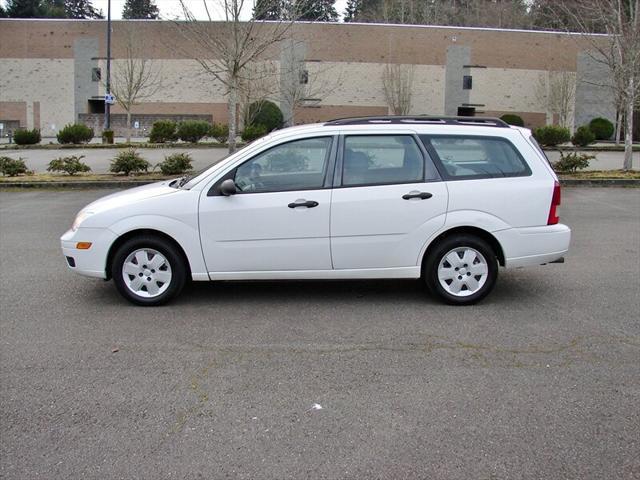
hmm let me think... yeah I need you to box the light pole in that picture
[104,0,112,133]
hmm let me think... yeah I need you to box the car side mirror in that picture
[219,178,237,196]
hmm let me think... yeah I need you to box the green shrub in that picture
[57,123,94,144]
[149,120,177,143]
[571,125,596,147]
[102,130,114,144]
[246,100,283,132]
[553,151,594,173]
[13,128,41,145]
[589,117,614,140]
[47,155,91,176]
[0,156,29,176]
[177,120,211,143]
[210,123,229,143]
[532,125,571,147]
[157,153,193,175]
[500,114,524,127]
[241,124,267,142]
[109,149,150,176]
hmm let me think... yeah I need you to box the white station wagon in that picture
[61,116,571,306]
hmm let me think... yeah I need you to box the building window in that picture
[88,99,105,114]
[463,75,472,90]
[92,67,102,82]
[299,69,309,85]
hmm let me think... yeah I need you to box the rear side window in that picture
[529,135,551,165]
[342,135,425,187]
[421,135,531,179]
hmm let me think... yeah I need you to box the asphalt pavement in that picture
[0,187,639,479]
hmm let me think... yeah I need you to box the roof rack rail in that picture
[324,115,510,128]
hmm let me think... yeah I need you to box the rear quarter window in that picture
[420,135,531,180]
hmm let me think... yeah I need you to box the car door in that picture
[330,133,448,270]
[199,136,335,275]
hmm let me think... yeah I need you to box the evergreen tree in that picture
[65,0,103,19]
[0,5,7,17]
[343,0,362,22]
[296,0,338,21]
[5,0,45,17]
[253,0,287,20]
[122,0,159,19]
[43,0,66,17]
[4,0,102,19]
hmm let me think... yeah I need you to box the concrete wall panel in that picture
[469,68,546,113]
[0,59,74,136]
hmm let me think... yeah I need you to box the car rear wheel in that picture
[112,236,187,306]
[425,234,498,305]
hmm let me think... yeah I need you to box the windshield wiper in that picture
[177,175,191,188]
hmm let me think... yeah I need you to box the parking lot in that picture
[0,187,638,479]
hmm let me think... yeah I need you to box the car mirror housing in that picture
[220,178,237,196]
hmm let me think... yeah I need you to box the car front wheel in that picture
[425,234,498,305]
[112,236,187,306]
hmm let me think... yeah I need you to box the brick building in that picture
[0,19,615,137]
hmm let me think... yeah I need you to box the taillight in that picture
[548,181,561,225]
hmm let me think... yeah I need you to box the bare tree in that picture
[279,37,343,126]
[347,0,530,29]
[535,71,576,129]
[110,27,162,142]
[382,63,415,115]
[557,0,639,170]
[238,61,280,127]
[175,0,295,152]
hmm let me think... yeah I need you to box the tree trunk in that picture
[623,96,634,170]
[615,110,622,145]
[622,76,635,171]
[126,110,132,144]
[228,76,238,154]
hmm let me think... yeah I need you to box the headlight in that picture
[71,211,94,231]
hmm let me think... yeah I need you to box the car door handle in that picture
[288,200,319,208]
[402,191,433,200]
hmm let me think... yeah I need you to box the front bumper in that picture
[495,223,571,268]
[60,228,117,279]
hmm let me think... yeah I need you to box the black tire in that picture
[111,235,187,306]
[424,234,498,305]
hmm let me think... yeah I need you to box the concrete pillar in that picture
[74,38,100,123]
[444,45,471,116]
[280,39,307,127]
[574,51,616,128]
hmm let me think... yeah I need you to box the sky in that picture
[14,0,351,21]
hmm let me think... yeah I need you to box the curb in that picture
[559,179,640,187]
[0,143,235,151]
[0,181,155,189]
[1,179,639,189]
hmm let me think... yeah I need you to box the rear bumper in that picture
[60,228,117,279]
[495,224,571,268]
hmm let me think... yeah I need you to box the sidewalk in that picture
[544,150,639,171]
[0,140,638,173]
[0,147,230,174]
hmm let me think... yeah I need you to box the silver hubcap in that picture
[122,248,172,298]
[437,247,489,297]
